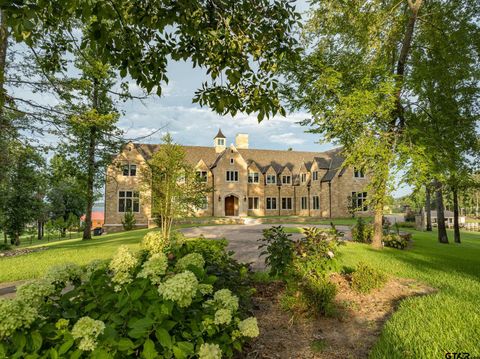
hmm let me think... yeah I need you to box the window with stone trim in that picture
[118,191,140,212]
[301,197,308,210]
[248,172,259,183]
[122,164,137,176]
[266,197,277,210]
[248,197,259,210]
[312,171,318,181]
[352,191,368,211]
[353,167,365,178]
[281,197,293,210]
[266,174,277,184]
[301,173,307,183]
[282,175,291,184]
[312,196,320,210]
[196,170,208,183]
[226,170,239,182]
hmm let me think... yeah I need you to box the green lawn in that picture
[339,229,480,358]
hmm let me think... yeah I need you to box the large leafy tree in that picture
[283,0,479,248]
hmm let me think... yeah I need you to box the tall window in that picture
[230,158,234,164]
[282,175,291,184]
[217,138,225,146]
[118,191,140,212]
[266,197,277,210]
[352,192,368,211]
[248,172,259,183]
[301,197,308,210]
[312,171,318,181]
[248,197,259,210]
[312,196,320,210]
[354,167,365,178]
[301,173,307,183]
[266,174,277,184]
[281,197,292,210]
[226,171,238,182]
[122,164,137,176]
[196,171,208,183]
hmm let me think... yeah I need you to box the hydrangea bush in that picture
[0,233,258,358]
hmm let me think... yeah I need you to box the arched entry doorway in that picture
[224,195,239,216]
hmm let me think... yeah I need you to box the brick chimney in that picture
[235,133,249,149]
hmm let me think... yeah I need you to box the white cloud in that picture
[269,132,307,145]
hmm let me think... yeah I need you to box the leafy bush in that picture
[350,262,387,294]
[0,243,11,251]
[383,233,410,249]
[121,210,136,230]
[0,233,258,358]
[351,217,373,243]
[397,221,415,229]
[258,226,294,277]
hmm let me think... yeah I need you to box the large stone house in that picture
[104,130,371,232]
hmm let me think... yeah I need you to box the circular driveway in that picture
[179,224,351,271]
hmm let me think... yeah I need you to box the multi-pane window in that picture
[122,164,137,176]
[248,197,259,210]
[352,192,368,211]
[118,191,140,212]
[196,171,208,183]
[312,171,318,181]
[354,167,365,178]
[301,173,307,183]
[248,172,259,183]
[301,197,308,210]
[281,197,293,210]
[226,171,239,182]
[312,196,320,210]
[266,174,277,184]
[266,197,277,210]
[217,138,225,146]
[282,175,291,184]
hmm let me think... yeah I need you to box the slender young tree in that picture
[425,184,432,231]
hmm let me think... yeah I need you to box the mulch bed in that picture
[240,274,435,359]
[0,246,49,258]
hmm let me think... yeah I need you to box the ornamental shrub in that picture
[351,262,387,294]
[351,217,373,243]
[0,240,258,358]
[258,226,294,277]
[383,233,410,249]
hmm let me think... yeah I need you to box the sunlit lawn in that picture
[339,229,480,358]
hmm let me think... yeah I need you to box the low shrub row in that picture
[0,231,258,358]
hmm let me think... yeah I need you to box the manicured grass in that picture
[339,229,480,358]
[0,228,151,283]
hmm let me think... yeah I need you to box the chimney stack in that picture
[235,133,249,149]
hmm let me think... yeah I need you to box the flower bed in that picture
[0,232,258,358]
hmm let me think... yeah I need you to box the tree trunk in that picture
[372,202,384,249]
[37,220,44,240]
[0,9,8,114]
[425,185,432,231]
[453,187,461,243]
[82,126,96,240]
[434,180,449,244]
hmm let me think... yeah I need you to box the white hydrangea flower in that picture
[214,308,232,326]
[141,231,168,254]
[238,317,259,338]
[158,271,198,308]
[327,251,335,259]
[198,343,222,359]
[0,299,37,339]
[175,252,205,271]
[109,246,139,291]
[16,280,56,307]
[82,259,108,281]
[71,316,105,352]
[213,289,239,312]
[198,284,213,295]
[137,253,169,284]
[44,263,82,285]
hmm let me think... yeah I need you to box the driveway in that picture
[179,224,351,271]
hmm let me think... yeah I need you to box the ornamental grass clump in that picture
[0,238,259,357]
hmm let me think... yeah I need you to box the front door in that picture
[225,196,236,216]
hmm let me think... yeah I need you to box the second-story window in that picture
[266,174,277,184]
[122,164,137,176]
[282,175,291,184]
[248,172,259,183]
[118,191,140,212]
[354,167,365,178]
[312,171,318,181]
[196,171,208,183]
[301,173,307,183]
[226,170,239,182]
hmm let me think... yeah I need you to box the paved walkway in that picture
[180,223,351,270]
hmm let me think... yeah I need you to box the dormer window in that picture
[312,171,318,181]
[196,171,208,183]
[266,174,277,184]
[282,175,291,184]
[248,172,259,183]
[122,164,136,176]
[354,167,365,178]
[301,173,307,183]
[217,138,225,146]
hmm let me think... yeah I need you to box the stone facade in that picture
[103,130,372,232]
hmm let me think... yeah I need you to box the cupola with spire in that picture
[214,129,226,153]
